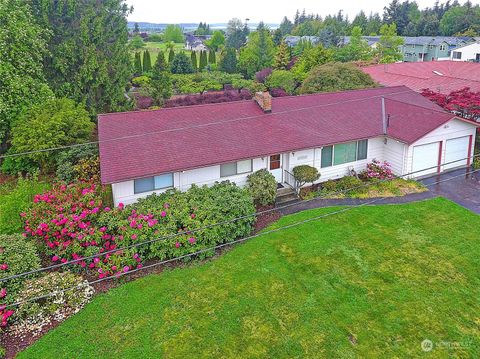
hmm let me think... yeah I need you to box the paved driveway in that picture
[421,168,480,214]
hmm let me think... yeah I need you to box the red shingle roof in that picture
[362,61,480,94]
[98,86,460,184]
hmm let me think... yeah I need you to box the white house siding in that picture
[111,120,477,205]
[450,42,480,62]
[285,137,387,185]
[111,158,267,206]
[405,118,477,177]
[383,138,407,175]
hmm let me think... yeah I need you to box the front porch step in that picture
[277,187,295,197]
[276,186,299,206]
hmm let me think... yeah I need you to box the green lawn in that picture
[140,42,190,65]
[19,198,480,358]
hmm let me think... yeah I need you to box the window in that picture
[334,142,357,165]
[452,51,462,59]
[439,44,447,51]
[134,173,173,194]
[357,140,368,160]
[321,140,369,168]
[220,159,252,177]
[269,155,281,170]
[321,146,333,168]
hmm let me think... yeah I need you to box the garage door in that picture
[444,136,470,170]
[412,142,440,177]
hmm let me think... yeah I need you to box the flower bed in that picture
[301,161,426,200]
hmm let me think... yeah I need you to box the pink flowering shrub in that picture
[361,160,395,180]
[23,181,255,279]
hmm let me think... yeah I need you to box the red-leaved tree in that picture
[421,87,480,121]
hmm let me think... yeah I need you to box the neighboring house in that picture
[401,36,473,62]
[284,36,321,47]
[98,86,478,206]
[362,61,480,94]
[185,34,210,51]
[450,42,480,62]
[341,36,381,48]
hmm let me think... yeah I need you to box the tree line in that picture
[276,0,480,40]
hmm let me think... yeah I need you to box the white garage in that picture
[412,142,440,177]
[444,136,471,170]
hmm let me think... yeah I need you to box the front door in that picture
[269,154,282,183]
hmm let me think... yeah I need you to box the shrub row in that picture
[22,181,255,278]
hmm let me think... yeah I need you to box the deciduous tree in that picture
[376,23,404,63]
[2,98,94,174]
[164,24,185,43]
[0,0,53,150]
[299,63,377,94]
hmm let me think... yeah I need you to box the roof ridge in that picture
[97,99,255,118]
[383,96,451,114]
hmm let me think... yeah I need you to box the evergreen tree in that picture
[274,41,291,70]
[133,22,140,34]
[29,0,132,114]
[199,50,207,70]
[143,50,152,72]
[191,51,198,71]
[149,50,172,106]
[273,28,283,46]
[279,16,294,36]
[218,47,237,73]
[209,49,216,64]
[134,52,143,75]
[168,48,175,64]
[170,52,194,74]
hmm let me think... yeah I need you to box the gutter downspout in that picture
[382,97,387,135]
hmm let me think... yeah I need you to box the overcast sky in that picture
[126,0,479,24]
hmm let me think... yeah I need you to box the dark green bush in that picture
[0,234,41,301]
[126,181,256,260]
[56,146,99,183]
[247,169,277,206]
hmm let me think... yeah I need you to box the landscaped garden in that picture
[16,198,480,358]
[294,160,427,200]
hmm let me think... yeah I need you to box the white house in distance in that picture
[451,41,480,62]
[98,86,478,206]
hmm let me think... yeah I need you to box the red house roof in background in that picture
[98,86,463,184]
[362,61,480,94]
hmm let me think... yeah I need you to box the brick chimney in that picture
[254,91,272,113]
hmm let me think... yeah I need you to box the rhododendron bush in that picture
[360,160,394,180]
[23,181,255,279]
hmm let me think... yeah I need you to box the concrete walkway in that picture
[277,191,436,216]
[420,168,480,214]
[277,168,480,216]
